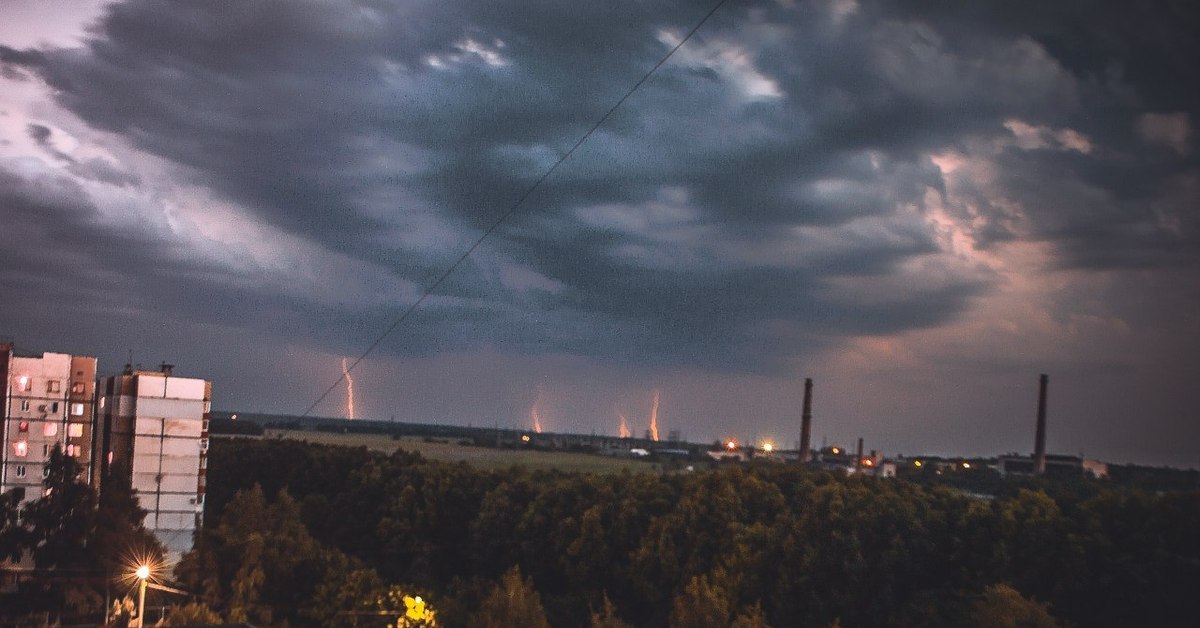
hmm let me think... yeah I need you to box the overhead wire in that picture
[302,0,733,417]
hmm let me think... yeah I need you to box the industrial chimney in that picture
[1034,374,1048,475]
[799,378,813,463]
[855,437,864,472]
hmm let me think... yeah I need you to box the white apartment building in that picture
[1,342,97,503]
[95,365,210,560]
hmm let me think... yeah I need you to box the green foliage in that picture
[468,566,551,628]
[187,438,1200,628]
[161,601,223,625]
[0,446,163,624]
[972,583,1060,628]
[589,593,633,628]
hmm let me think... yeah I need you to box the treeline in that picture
[168,439,1200,627]
[0,448,163,626]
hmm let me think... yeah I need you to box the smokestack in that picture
[1034,374,1048,475]
[799,378,813,463]
[855,437,864,472]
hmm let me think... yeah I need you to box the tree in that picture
[161,601,223,625]
[468,566,551,628]
[0,488,25,562]
[668,570,733,628]
[731,601,772,628]
[971,583,1059,628]
[21,445,96,570]
[589,593,632,628]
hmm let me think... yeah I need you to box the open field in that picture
[263,429,658,473]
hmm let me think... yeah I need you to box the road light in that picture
[132,564,150,628]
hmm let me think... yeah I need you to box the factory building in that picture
[95,364,211,560]
[1,342,97,505]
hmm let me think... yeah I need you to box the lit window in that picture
[99,397,106,410]
[68,423,85,438]
[47,380,60,393]
[17,375,30,391]
[66,444,81,457]
[71,382,85,394]
[18,421,28,433]
[44,423,58,437]
[15,465,26,478]
[70,403,85,416]
[12,441,28,457]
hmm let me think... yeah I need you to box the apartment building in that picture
[1,341,97,503]
[95,365,210,559]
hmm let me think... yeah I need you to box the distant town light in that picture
[962,462,971,469]
[914,460,923,467]
[520,434,531,443]
[831,447,840,454]
[725,439,738,451]
[762,442,774,453]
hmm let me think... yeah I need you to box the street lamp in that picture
[132,564,150,628]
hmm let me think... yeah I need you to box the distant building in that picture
[997,453,1108,479]
[95,364,211,559]
[810,446,896,478]
[1,342,98,505]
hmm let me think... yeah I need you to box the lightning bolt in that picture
[618,413,631,438]
[341,357,356,420]
[649,390,660,442]
[532,387,545,433]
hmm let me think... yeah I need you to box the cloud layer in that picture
[1,0,1197,464]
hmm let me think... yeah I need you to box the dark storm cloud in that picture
[3,0,1197,372]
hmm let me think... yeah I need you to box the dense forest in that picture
[181,439,1199,627]
[3,439,1199,626]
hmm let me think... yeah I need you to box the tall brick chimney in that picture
[1034,374,1049,475]
[799,378,813,463]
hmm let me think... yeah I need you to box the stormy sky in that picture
[1,0,1197,466]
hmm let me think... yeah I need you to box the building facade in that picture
[95,366,210,559]
[1,344,97,504]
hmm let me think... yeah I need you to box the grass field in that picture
[263,429,659,473]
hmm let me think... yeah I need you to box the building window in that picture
[50,402,59,413]
[12,441,28,457]
[65,444,81,457]
[43,444,50,456]
[47,380,61,393]
[20,400,30,412]
[68,423,85,438]
[17,375,30,391]
[70,403,85,417]
[15,465,26,478]
[18,421,29,433]
[44,422,58,437]
[71,382,85,394]
[99,397,106,410]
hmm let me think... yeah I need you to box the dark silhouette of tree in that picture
[0,488,25,562]
[468,565,551,628]
[589,593,632,628]
[972,583,1060,628]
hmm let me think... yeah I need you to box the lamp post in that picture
[132,565,150,628]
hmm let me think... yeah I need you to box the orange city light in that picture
[725,439,738,451]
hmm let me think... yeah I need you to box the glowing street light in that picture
[761,441,775,453]
[132,564,150,628]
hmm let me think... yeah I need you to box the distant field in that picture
[263,429,658,473]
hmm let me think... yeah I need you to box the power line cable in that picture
[302,0,732,417]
